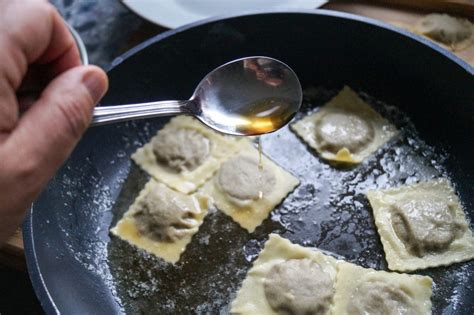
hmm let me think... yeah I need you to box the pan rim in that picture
[23,8,473,314]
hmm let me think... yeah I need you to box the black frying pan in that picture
[24,10,474,314]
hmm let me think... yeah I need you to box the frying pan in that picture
[24,10,473,314]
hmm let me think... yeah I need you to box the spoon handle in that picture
[90,100,191,126]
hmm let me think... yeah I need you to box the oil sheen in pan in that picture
[101,87,472,314]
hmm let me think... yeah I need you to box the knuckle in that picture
[0,152,44,200]
[0,83,20,132]
[4,0,55,53]
[28,0,54,16]
[4,148,40,185]
[0,38,27,89]
[17,157,40,181]
[0,109,19,132]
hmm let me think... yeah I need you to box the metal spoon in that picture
[91,56,302,136]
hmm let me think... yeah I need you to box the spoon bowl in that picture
[92,56,302,136]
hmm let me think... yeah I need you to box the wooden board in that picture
[5,229,23,251]
[1,229,26,270]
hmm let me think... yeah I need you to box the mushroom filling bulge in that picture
[348,280,416,315]
[416,13,473,47]
[263,258,334,315]
[133,185,199,242]
[391,196,467,257]
[152,128,211,172]
[217,155,276,201]
[315,111,374,154]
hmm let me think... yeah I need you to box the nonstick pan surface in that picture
[24,10,473,314]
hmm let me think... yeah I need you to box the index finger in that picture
[0,0,81,90]
[36,4,83,79]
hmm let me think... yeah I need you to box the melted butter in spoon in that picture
[232,97,296,136]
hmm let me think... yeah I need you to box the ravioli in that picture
[110,179,209,264]
[414,13,474,51]
[332,263,432,315]
[232,235,434,315]
[231,234,338,315]
[201,141,299,232]
[132,116,241,193]
[264,258,334,314]
[291,86,397,164]
[367,179,474,271]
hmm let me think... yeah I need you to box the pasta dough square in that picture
[332,263,433,315]
[201,141,299,232]
[291,86,397,164]
[367,179,474,271]
[231,234,339,315]
[110,179,209,264]
[132,116,241,194]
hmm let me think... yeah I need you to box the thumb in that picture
[8,65,108,184]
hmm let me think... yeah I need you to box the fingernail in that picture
[82,70,108,103]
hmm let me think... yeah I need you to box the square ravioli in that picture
[291,86,397,164]
[132,116,241,194]
[231,234,339,315]
[110,179,209,264]
[332,263,433,315]
[367,179,474,271]
[201,140,299,232]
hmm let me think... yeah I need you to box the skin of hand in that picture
[0,0,108,244]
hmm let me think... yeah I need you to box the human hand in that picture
[0,0,108,244]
